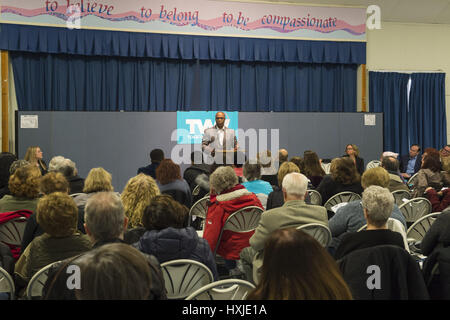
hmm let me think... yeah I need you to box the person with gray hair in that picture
[242,161,273,209]
[84,191,129,247]
[203,166,263,276]
[49,156,85,194]
[334,185,406,260]
[381,156,409,192]
[240,172,328,283]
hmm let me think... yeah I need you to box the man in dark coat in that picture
[137,148,164,179]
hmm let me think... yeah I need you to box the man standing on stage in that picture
[202,112,237,164]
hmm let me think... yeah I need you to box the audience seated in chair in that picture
[134,194,218,280]
[183,151,211,199]
[121,174,161,244]
[412,149,445,198]
[14,192,91,297]
[72,167,117,210]
[156,159,192,208]
[316,157,363,207]
[0,152,17,200]
[42,191,166,300]
[342,144,364,176]
[0,165,41,213]
[266,161,304,210]
[48,156,85,195]
[44,243,166,300]
[328,167,407,254]
[24,146,48,176]
[247,228,352,300]
[399,144,422,180]
[425,186,450,213]
[240,172,327,284]
[303,151,326,189]
[203,166,263,275]
[420,207,450,258]
[381,156,410,192]
[21,172,87,252]
[333,186,407,260]
[338,244,429,300]
[137,148,164,179]
[241,161,273,209]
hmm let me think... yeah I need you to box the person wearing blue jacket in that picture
[135,194,218,280]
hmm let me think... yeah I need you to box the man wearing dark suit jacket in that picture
[202,112,237,165]
[399,144,422,179]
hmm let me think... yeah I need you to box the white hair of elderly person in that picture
[281,172,309,201]
[48,156,66,172]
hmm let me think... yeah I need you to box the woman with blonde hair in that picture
[121,174,160,244]
[266,161,304,210]
[247,228,352,300]
[343,144,365,175]
[24,146,48,176]
[72,167,115,209]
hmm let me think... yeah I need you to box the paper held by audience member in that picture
[331,202,348,213]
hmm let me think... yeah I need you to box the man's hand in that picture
[401,173,411,179]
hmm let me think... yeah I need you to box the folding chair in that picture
[307,189,322,206]
[391,189,411,207]
[406,212,441,247]
[0,210,33,259]
[213,206,263,257]
[296,223,332,247]
[160,259,214,299]
[185,278,255,300]
[407,172,420,190]
[187,196,209,229]
[398,197,432,227]
[26,261,61,300]
[323,192,361,213]
[366,160,381,171]
[0,266,14,300]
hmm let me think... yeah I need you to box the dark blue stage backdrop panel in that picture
[17,112,383,192]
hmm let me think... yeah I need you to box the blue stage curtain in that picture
[369,72,411,156]
[0,24,366,64]
[11,52,357,112]
[409,73,447,150]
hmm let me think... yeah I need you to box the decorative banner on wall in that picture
[0,0,366,41]
[177,111,238,144]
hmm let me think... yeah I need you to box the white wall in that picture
[366,21,450,143]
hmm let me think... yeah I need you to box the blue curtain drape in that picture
[0,24,366,64]
[369,72,410,155]
[11,52,357,112]
[409,73,447,150]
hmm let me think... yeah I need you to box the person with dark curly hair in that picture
[412,149,445,198]
[156,159,192,208]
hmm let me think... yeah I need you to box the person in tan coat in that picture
[239,172,328,284]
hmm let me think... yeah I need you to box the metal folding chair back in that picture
[160,259,214,300]
[214,206,263,256]
[398,197,432,224]
[26,261,61,300]
[0,266,14,299]
[307,189,322,206]
[406,212,441,243]
[366,160,381,170]
[187,196,209,228]
[185,279,255,300]
[296,223,332,247]
[323,192,361,213]
[391,190,412,207]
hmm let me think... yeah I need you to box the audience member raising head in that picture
[121,174,161,243]
[247,228,352,300]
[136,194,218,280]
[333,185,406,260]
[303,150,326,189]
[156,159,192,208]
[0,165,41,213]
[24,146,47,176]
[14,192,91,290]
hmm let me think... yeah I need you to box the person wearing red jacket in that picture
[425,187,450,212]
[203,166,263,273]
